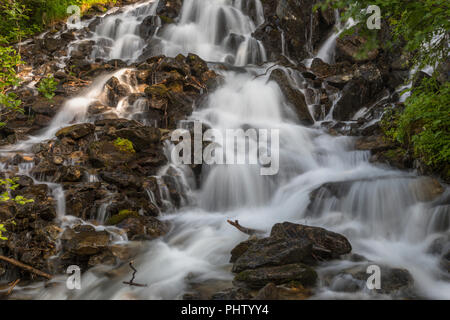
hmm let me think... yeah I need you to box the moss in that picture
[106,209,139,225]
[145,84,169,97]
[113,137,135,154]
[159,15,174,25]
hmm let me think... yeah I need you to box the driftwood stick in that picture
[123,261,147,287]
[0,255,52,280]
[227,220,263,236]
[6,279,20,296]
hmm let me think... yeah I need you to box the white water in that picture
[2,0,449,299]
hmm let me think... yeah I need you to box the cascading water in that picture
[2,0,448,299]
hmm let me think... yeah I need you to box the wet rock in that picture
[332,64,384,120]
[355,135,394,153]
[234,263,317,289]
[88,140,136,168]
[104,76,130,107]
[325,264,415,297]
[56,123,95,140]
[232,222,352,273]
[310,58,336,78]
[269,69,314,125]
[408,177,444,202]
[139,15,160,39]
[114,214,168,240]
[62,227,110,256]
[211,287,253,300]
[255,0,324,62]
[336,34,379,64]
[30,96,65,117]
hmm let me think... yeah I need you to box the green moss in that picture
[106,209,139,225]
[114,137,135,154]
[145,84,169,97]
[159,15,174,25]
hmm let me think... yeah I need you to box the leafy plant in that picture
[37,75,58,100]
[0,178,34,240]
[316,0,450,71]
[0,224,7,241]
[114,138,136,153]
[383,78,450,169]
[0,46,23,126]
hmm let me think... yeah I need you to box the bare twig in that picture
[227,220,264,236]
[0,255,52,280]
[6,279,20,296]
[123,261,147,287]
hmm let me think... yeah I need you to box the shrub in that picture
[37,75,58,100]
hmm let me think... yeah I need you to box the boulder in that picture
[115,215,169,240]
[269,69,314,125]
[336,34,379,64]
[62,227,110,256]
[56,123,95,140]
[232,222,352,273]
[332,64,384,120]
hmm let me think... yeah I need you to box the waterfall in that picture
[2,0,448,300]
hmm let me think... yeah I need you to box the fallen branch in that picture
[227,220,264,236]
[6,279,20,296]
[0,255,52,280]
[123,261,147,287]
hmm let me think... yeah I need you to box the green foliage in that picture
[0,178,34,240]
[0,46,23,127]
[317,0,450,71]
[106,209,139,225]
[383,78,450,169]
[0,0,36,45]
[114,138,136,153]
[37,75,58,100]
[0,224,7,241]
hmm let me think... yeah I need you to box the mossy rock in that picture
[145,84,169,97]
[106,210,139,225]
[113,137,135,153]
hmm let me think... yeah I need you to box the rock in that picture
[30,96,65,117]
[332,64,383,120]
[254,0,324,62]
[409,177,444,202]
[310,58,336,78]
[62,228,110,256]
[254,282,312,300]
[58,165,84,182]
[269,69,314,125]
[139,15,160,39]
[100,171,142,189]
[234,263,317,289]
[355,135,394,153]
[115,126,161,151]
[56,123,95,140]
[232,222,352,273]
[336,34,379,63]
[109,242,142,261]
[115,215,168,240]
[88,140,136,168]
[436,58,450,85]
[230,237,259,263]
[104,76,130,107]
[325,264,415,296]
